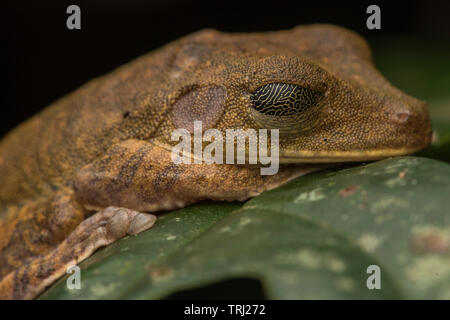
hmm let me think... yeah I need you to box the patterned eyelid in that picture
[250,83,322,116]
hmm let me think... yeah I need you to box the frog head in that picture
[157,24,431,163]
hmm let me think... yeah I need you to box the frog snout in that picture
[385,98,423,122]
[386,99,430,129]
[383,98,432,149]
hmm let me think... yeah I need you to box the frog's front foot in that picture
[0,206,156,300]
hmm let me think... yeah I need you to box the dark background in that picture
[3,0,450,138]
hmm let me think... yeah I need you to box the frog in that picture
[0,24,431,299]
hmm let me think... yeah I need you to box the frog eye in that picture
[250,83,322,116]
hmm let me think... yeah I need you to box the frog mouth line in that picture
[279,145,427,163]
[153,138,426,164]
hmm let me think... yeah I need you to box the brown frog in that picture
[0,24,431,299]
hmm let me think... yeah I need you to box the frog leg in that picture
[0,206,155,299]
[0,192,86,283]
[0,138,323,299]
[74,139,327,212]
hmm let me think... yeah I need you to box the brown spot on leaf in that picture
[398,171,406,179]
[148,265,173,281]
[411,233,449,254]
[338,185,359,198]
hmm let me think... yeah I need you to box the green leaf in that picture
[41,157,450,300]
[245,157,450,299]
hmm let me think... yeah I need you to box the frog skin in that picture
[0,24,431,299]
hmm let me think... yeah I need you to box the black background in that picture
[3,0,450,137]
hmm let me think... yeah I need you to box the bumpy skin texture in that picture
[0,24,431,299]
